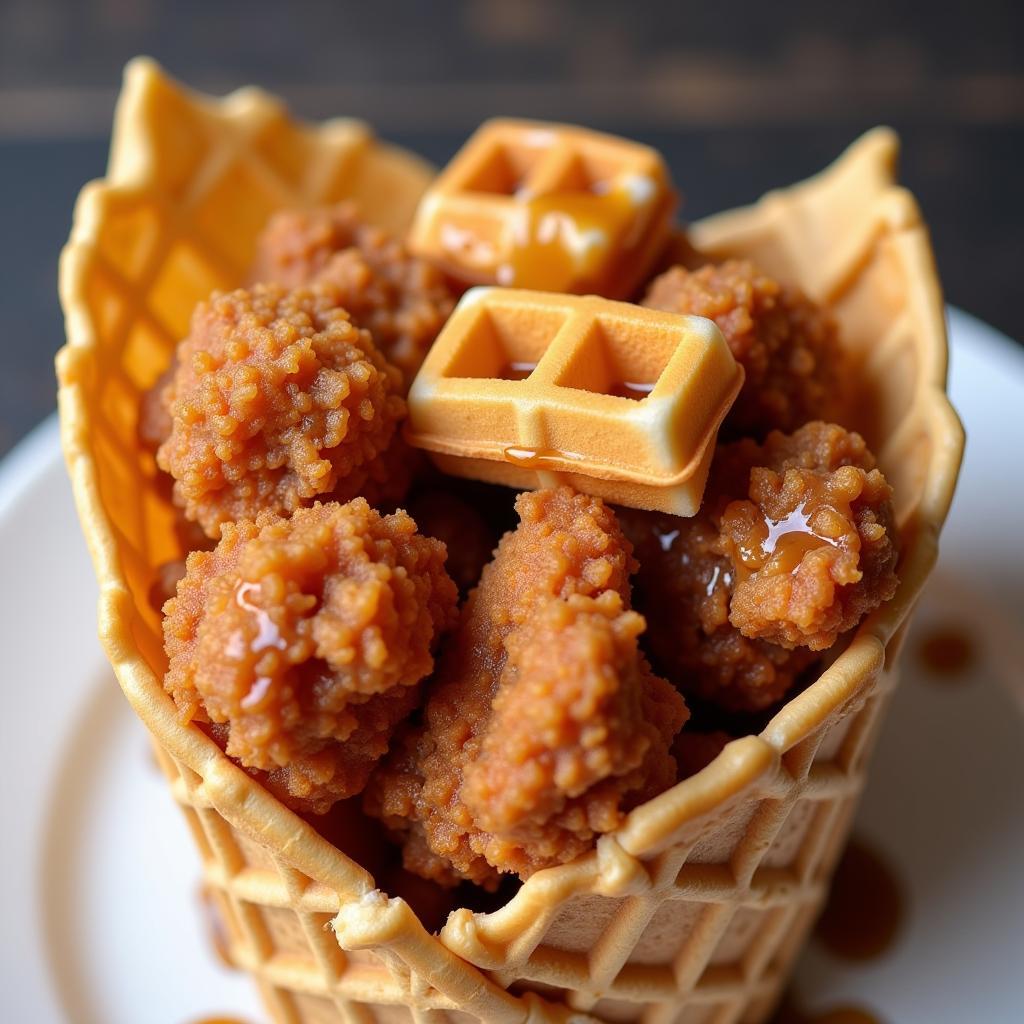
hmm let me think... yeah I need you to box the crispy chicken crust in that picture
[365,488,688,887]
[623,422,899,713]
[643,260,843,437]
[156,281,406,538]
[163,499,458,814]
[250,202,457,385]
[719,425,899,650]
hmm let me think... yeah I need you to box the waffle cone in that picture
[57,60,963,1024]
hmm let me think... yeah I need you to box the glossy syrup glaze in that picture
[608,379,656,400]
[495,179,646,291]
[773,998,882,1024]
[502,445,585,468]
[729,499,840,580]
[499,360,537,381]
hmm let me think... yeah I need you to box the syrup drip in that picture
[917,624,976,679]
[815,837,904,961]
[235,581,285,654]
[503,445,585,468]
[772,997,881,1024]
[654,526,680,552]
[231,581,286,710]
[608,380,655,400]
[732,501,839,579]
[499,360,537,381]
[770,836,903,1022]
[495,177,650,290]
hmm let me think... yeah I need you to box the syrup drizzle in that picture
[503,445,586,468]
[231,581,286,709]
[815,837,904,961]
[608,380,655,400]
[494,176,651,291]
[772,998,881,1024]
[499,360,537,381]
[917,624,976,679]
[732,501,839,579]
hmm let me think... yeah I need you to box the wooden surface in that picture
[3,0,1021,456]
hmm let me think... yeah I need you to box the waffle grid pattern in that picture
[151,742,492,1024]
[57,62,962,1024]
[407,287,741,513]
[407,119,674,297]
[147,670,889,1024]
[451,682,891,1024]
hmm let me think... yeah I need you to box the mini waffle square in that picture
[406,287,742,515]
[408,119,677,298]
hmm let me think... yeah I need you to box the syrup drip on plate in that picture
[916,623,976,680]
[815,837,904,961]
[772,997,882,1024]
[770,836,903,1022]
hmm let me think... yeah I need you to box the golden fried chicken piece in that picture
[622,422,899,713]
[250,203,457,384]
[156,280,406,539]
[163,499,459,814]
[462,593,684,848]
[623,504,815,715]
[643,260,843,437]
[365,488,688,888]
[719,425,899,649]
[249,202,375,287]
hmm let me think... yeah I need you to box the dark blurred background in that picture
[1,0,1021,457]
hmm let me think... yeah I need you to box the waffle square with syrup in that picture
[407,119,677,298]
[405,286,743,515]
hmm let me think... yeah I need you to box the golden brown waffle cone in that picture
[57,60,962,1024]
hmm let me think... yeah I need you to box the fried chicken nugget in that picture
[623,422,899,714]
[462,592,686,848]
[156,280,406,539]
[250,202,457,384]
[365,487,688,888]
[623,502,815,716]
[718,422,899,650]
[643,260,843,437]
[163,499,459,815]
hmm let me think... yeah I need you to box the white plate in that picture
[2,308,1022,1024]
